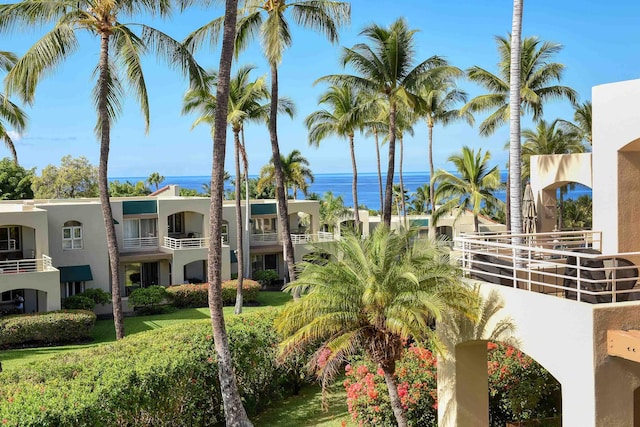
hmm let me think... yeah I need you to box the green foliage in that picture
[562,195,592,230]
[253,270,279,286]
[166,280,261,308]
[128,286,167,312]
[226,176,276,200]
[81,288,111,306]
[0,310,96,349]
[318,191,349,232]
[0,157,34,200]
[108,179,150,197]
[258,149,314,198]
[0,309,303,426]
[179,188,207,197]
[61,295,96,311]
[146,172,165,191]
[32,155,99,199]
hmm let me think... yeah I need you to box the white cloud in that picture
[6,130,22,142]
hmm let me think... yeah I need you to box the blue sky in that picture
[3,1,640,177]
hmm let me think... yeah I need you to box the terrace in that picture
[0,254,55,274]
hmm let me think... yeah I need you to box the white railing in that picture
[455,230,640,304]
[0,255,55,274]
[251,232,278,243]
[163,236,209,250]
[291,232,336,244]
[123,236,159,250]
[0,239,16,251]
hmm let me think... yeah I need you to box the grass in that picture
[253,381,354,427]
[0,290,292,370]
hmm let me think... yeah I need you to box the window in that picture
[222,222,229,243]
[62,281,85,298]
[0,226,20,251]
[252,217,277,234]
[124,218,158,239]
[168,213,184,235]
[62,221,83,250]
[124,262,159,296]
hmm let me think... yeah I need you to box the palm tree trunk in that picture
[558,186,565,230]
[509,0,524,236]
[474,213,480,233]
[383,101,397,227]
[269,63,297,297]
[97,32,124,340]
[242,127,251,279]
[233,129,244,315]
[506,166,511,231]
[381,364,408,427]
[374,129,383,214]
[208,1,253,425]
[349,134,360,231]
[428,122,436,238]
[398,135,407,228]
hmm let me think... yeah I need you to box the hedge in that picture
[166,279,261,308]
[0,310,96,349]
[0,309,295,426]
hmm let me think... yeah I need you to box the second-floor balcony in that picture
[291,231,335,244]
[123,237,159,251]
[0,255,54,274]
[162,236,209,250]
[251,232,278,244]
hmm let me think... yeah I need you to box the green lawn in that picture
[253,381,354,427]
[0,291,292,370]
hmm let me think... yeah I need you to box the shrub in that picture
[128,286,167,313]
[0,309,301,426]
[167,280,261,308]
[82,288,111,305]
[0,310,96,349]
[62,295,96,311]
[254,269,279,286]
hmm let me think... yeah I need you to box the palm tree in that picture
[433,146,502,232]
[408,183,430,214]
[188,0,350,287]
[204,0,252,425]
[415,74,473,234]
[146,172,165,191]
[509,1,524,235]
[463,33,576,233]
[319,191,349,232]
[0,0,206,340]
[0,51,27,165]
[561,100,592,146]
[321,18,449,227]
[361,92,387,213]
[306,84,363,229]
[257,149,314,199]
[276,226,476,427]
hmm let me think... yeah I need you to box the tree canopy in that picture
[32,155,98,199]
[0,157,34,199]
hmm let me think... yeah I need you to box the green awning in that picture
[123,200,157,215]
[59,265,93,283]
[410,219,429,227]
[251,203,277,216]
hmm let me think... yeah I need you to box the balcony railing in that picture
[251,232,278,243]
[455,230,640,303]
[291,231,335,244]
[163,236,209,250]
[0,255,54,274]
[0,239,17,251]
[123,236,159,250]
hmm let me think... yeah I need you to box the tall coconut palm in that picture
[187,0,350,287]
[321,18,449,227]
[0,51,27,165]
[415,74,473,234]
[276,226,477,427]
[509,1,524,235]
[361,92,387,213]
[257,149,314,199]
[146,172,165,191]
[319,190,349,233]
[561,100,592,146]
[0,0,206,340]
[306,84,363,229]
[462,33,576,233]
[408,183,430,214]
[433,146,502,233]
[205,0,252,424]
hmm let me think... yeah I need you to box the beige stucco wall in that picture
[0,205,50,258]
[0,270,61,311]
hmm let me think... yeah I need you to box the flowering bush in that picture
[0,310,96,349]
[343,345,437,426]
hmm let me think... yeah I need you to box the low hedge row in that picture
[167,279,261,308]
[0,309,295,426]
[0,310,96,349]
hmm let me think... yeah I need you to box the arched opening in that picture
[184,259,207,284]
[540,181,592,233]
[0,288,48,315]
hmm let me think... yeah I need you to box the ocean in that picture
[113,171,592,212]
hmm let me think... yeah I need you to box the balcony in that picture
[123,237,159,251]
[0,255,55,274]
[291,231,335,244]
[0,239,16,251]
[455,230,640,303]
[251,232,278,244]
[163,236,209,250]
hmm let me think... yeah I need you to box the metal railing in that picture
[251,232,278,243]
[455,231,640,303]
[0,255,54,274]
[290,232,336,244]
[123,236,159,250]
[163,236,209,250]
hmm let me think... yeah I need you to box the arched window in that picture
[62,220,83,250]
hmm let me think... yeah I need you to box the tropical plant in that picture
[0,157,34,199]
[415,73,472,232]
[562,195,592,230]
[32,155,99,199]
[257,149,314,199]
[433,146,502,232]
[306,84,363,228]
[361,93,387,213]
[109,180,150,197]
[561,100,592,146]
[408,183,430,214]
[318,191,349,232]
[146,172,165,191]
[187,0,350,290]
[0,51,27,164]
[276,226,476,427]
[0,0,206,340]
[321,18,449,227]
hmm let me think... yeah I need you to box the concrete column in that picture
[438,341,488,427]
